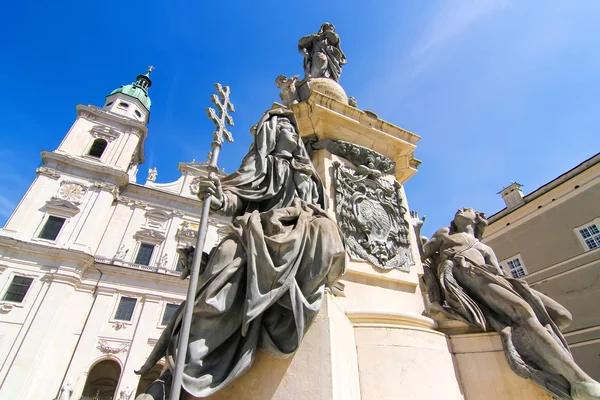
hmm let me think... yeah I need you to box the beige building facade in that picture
[484,153,600,381]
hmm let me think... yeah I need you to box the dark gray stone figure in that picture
[135,108,346,399]
[414,208,600,400]
[298,22,347,82]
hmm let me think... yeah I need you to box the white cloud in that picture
[413,0,511,58]
[407,0,511,78]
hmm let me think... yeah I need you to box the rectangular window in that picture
[506,257,526,278]
[38,216,66,241]
[578,223,600,250]
[2,276,34,303]
[135,243,155,266]
[161,303,179,326]
[114,297,137,321]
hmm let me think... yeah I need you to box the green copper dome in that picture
[108,67,153,110]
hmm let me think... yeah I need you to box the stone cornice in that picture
[36,166,61,179]
[76,104,147,137]
[345,309,439,331]
[291,91,420,183]
[77,104,148,165]
[41,150,129,187]
[122,183,209,216]
[0,234,94,268]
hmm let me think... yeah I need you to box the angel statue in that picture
[298,22,347,82]
[413,208,600,400]
[134,108,346,399]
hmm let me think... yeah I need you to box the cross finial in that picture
[205,83,235,168]
[147,65,155,75]
[206,83,235,145]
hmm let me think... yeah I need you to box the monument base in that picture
[449,332,553,400]
[190,295,360,400]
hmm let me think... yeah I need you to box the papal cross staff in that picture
[170,83,235,400]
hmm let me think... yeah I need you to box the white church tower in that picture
[0,68,226,399]
[3,68,154,252]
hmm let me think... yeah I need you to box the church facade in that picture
[0,70,226,399]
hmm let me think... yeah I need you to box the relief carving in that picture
[97,339,129,354]
[333,161,412,271]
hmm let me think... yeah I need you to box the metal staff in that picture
[170,83,235,400]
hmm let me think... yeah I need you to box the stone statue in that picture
[148,167,158,182]
[135,108,346,398]
[275,74,300,107]
[58,379,73,400]
[415,208,600,400]
[298,22,347,82]
[115,244,129,260]
[120,385,134,400]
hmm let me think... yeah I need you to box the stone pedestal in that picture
[195,87,549,399]
[194,296,360,400]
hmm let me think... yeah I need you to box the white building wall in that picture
[0,83,228,399]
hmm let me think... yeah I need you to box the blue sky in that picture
[1,0,599,237]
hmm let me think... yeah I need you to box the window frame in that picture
[110,294,140,325]
[33,214,67,243]
[500,254,528,278]
[159,302,180,327]
[37,215,67,241]
[134,242,156,266]
[574,218,600,252]
[0,272,37,306]
[87,138,108,159]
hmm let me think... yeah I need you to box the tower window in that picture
[88,139,108,158]
[134,110,142,118]
[38,216,66,241]
[135,243,155,266]
[2,276,34,303]
[105,101,114,107]
[114,296,137,321]
[118,102,129,108]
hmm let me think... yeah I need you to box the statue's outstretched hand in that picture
[410,210,426,232]
[198,172,224,210]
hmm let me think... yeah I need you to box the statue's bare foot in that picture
[571,380,600,399]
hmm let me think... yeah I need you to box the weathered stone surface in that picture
[135,108,346,399]
[333,161,412,271]
[298,22,346,82]
[416,208,600,400]
[313,138,395,175]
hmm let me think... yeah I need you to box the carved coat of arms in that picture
[332,161,413,271]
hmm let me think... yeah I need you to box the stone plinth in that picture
[449,332,553,400]
[193,295,360,400]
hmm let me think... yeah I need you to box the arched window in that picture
[88,139,108,158]
[81,359,121,399]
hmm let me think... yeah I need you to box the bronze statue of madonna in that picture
[415,208,600,400]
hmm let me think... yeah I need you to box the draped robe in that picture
[425,231,573,399]
[137,109,346,398]
[298,29,346,82]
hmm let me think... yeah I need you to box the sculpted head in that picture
[274,117,300,155]
[451,207,488,239]
[319,22,335,34]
